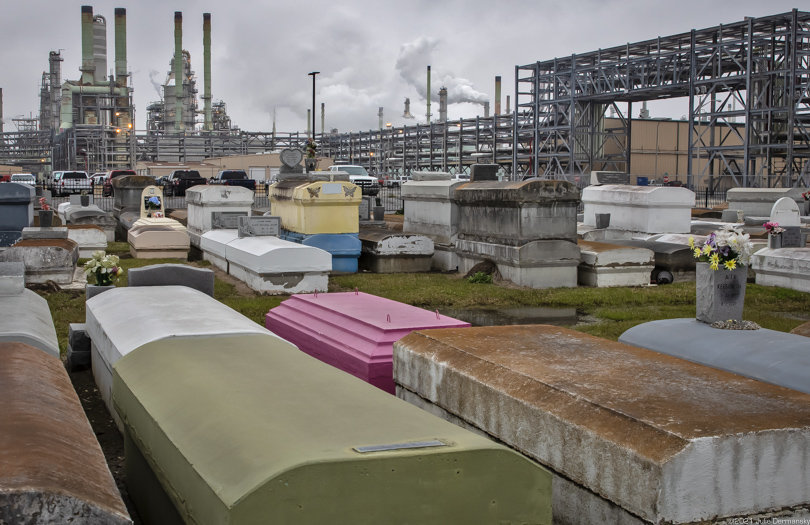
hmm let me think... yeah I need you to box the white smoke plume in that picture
[148,69,163,100]
[395,36,488,105]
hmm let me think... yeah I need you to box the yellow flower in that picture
[703,244,713,255]
[693,248,702,258]
[688,236,695,249]
[709,253,720,265]
[710,260,720,271]
[724,259,737,270]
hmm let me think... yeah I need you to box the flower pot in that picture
[768,233,782,249]
[86,284,115,301]
[695,262,747,324]
[80,195,90,207]
[372,205,385,221]
[38,210,53,228]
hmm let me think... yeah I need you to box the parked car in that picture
[208,169,256,191]
[164,170,206,196]
[383,174,411,187]
[91,172,107,187]
[101,169,137,197]
[10,174,36,186]
[328,165,379,196]
[50,171,92,196]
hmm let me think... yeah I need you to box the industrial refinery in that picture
[0,6,808,190]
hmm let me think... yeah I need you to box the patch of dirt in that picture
[68,368,143,524]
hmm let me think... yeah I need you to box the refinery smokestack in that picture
[203,13,212,131]
[403,98,414,119]
[426,65,431,124]
[321,102,325,134]
[114,8,127,88]
[438,87,448,123]
[483,101,490,118]
[93,15,107,82]
[0,88,3,134]
[495,76,501,115]
[506,95,511,115]
[174,12,183,130]
[80,6,95,85]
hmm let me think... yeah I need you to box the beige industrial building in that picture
[135,153,334,181]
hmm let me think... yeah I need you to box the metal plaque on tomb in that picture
[212,211,248,230]
[591,171,630,185]
[780,226,804,248]
[237,215,280,238]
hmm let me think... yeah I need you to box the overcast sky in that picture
[0,0,803,134]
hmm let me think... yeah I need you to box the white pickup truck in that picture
[50,171,92,196]
[328,165,379,196]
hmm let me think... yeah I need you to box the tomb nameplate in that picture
[780,226,803,248]
[212,211,248,230]
[322,183,342,195]
[696,263,747,323]
[237,215,280,238]
[353,440,446,453]
[591,171,630,185]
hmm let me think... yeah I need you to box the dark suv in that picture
[102,170,137,197]
[163,170,206,196]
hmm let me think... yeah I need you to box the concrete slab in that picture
[620,318,810,395]
[0,342,131,524]
[751,247,810,293]
[186,185,254,247]
[0,262,25,296]
[582,185,695,234]
[728,187,807,217]
[607,239,697,282]
[0,238,79,284]
[113,334,552,524]
[226,236,331,294]
[359,229,434,273]
[22,226,68,240]
[456,238,580,288]
[266,292,469,393]
[85,286,278,430]
[0,289,59,357]
[577,240,655,287]
[401,179,465,244]
[128,220,190,260]
[394,325,810,523]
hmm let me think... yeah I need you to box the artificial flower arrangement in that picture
[144,196,161,210]
[802,190,810,201]
[689,224,754,271]
[39,197,50,211]
[305,137,317,158]
[763,221,785,234]
[83,251,124,286]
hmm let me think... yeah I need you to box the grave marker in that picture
[211,211,248,229]
[139,185,165,219]
[780,226,804,248]
[590,171,630,185]
[770,197,801,227]
[237,215,280,238]
[359,196,371,221]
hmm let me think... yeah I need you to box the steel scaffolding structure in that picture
[514,9,810,188]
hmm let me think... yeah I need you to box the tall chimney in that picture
[203,13,212,131]
[506,95,511,115]
[307,109,311,135]
[495,76,502,115]
[438,87,448,123]
[174,12,183,130]
[483,101,490,118]
[321,102,325,134]
[114,8,127,88]
[93,15,107,82]
[80,6,95,85]
[378,107,384,129]
[0,88,4,134]
[426,65,431,124]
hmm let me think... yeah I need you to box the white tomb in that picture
[200,229,239,272]
[0,289,60,358]
[66,225,107,258]
[582,185,695,234]
[226,236,331,294]
[186,185,254,247]
[751,248,810,293]
[577,240,655,287]
[85,286,282,430]
[727,187,808,217]
[401,173,466,271]
[127,186,190,259]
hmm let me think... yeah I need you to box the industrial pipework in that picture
[174,11,183,131]
[203,13,212,131]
